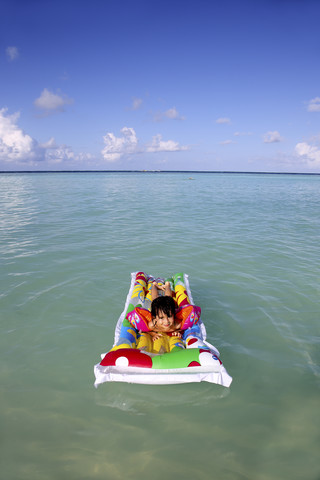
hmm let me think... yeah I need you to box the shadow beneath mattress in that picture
[94,381,230,414]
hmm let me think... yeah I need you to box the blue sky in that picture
[1,0,320,172]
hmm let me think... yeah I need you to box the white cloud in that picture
[39,137,58,149]
[219,139,235,145]
[263,131,283,143]
[101,127,189,161]
[34,88,73,115]
[307,97,320,112]
[102,127,138,162]
[0,108,39,162]
[146,134,189,153]
[44,145,75,163]
[6,46,19,61]
[216,117,231,124]
[0,108,90,166]
[153,107,185,122]
[39,137,74,162]
[295,142,320,167]
[132,97,143,110]
[43,139,92,163]
[164,107,185,120]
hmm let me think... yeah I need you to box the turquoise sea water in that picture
[1,172,319,480]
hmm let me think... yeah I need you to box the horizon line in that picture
[0,170,319,176]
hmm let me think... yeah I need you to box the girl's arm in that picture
[151,282,159,301]
[164,281,172,297]
[152,281,172,300]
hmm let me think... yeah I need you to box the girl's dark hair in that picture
[151,295,175,318]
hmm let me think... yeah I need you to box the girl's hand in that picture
[153,281,165,291]
[151,333,163,341]
[172,331,182,338]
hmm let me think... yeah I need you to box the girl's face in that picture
[153,310,174,331]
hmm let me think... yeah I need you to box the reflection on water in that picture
[0,175,38,229]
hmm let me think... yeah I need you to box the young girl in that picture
[125,273,201,353]
[148,282,182,341]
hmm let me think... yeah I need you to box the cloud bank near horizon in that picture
[1,107,320,170]
[0,109,189,167]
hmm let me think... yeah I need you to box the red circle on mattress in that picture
[100,349,153,368]
[187,361,201,367]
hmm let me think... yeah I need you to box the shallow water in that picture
[1,172,319,480]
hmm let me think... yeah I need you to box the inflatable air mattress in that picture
[94,272,232,387]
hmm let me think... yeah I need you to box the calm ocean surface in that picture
[1,172,319,480]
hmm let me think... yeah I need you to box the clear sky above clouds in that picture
[1,0,320,172]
